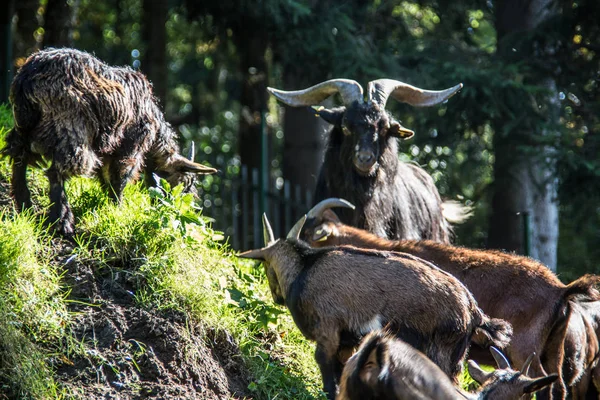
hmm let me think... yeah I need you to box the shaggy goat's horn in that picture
[490,347,511,370]
[521,353,535,376]
[287,215,307,241]
[187,142,195,161]
[306,198,355,220]
[262,213,275,246]
[268,79,364,107]
[367,79,463,108]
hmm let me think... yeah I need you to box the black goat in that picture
[268,78,463,242]
[3,48,216,235]
[239,214,511,399]
[338,330,557,400]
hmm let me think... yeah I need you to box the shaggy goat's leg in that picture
[11,158,32,211]
[104,158,141,202]
[47,166,74,236]
[315,336,342,400]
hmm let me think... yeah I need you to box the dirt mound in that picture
[53,243,250,399]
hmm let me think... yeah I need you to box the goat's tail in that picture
[473,315,513,349]
[442,200,473,225]
[563,274,600,302]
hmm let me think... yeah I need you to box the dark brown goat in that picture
[561,301,599,399]
[337,330,557,400]
[3,48,216,235]
[301,198,600,400]
[239,214,512,399]
[268,78,463,243]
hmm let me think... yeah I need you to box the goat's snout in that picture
[354,150,376,173]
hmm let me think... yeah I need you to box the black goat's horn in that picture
[263,213,275,246]
[367,79,462,108]
[521,353,535,376]
[268,79,364,107]
[490,347,511,370]
[287,215,307,241]
[306,198,355,220]
[187,141,195,161]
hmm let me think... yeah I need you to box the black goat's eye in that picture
[342,126,351,136]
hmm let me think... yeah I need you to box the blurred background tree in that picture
[0,0,598,276]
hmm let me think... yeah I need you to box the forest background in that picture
[0,0,599,277]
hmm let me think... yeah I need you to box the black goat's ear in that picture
[172,156,217,175]
[311,106,345,125]
[523,374,558,394]
[388,120,415,139]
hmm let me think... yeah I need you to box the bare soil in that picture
[52,241,251,400]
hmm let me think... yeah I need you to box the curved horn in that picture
[306,198,356,220]
[521,353,535,376]
[187,141,195,161]
[367,79,463,108]
[490,347,511,370]
[287,215,307,241]
[262,213,275,246]
[268,79,364,107]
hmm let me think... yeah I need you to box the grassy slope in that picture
[0,104,323,399]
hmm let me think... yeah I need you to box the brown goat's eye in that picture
[342,126,351,136]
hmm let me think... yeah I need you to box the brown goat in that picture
[337,330,557,400]
[300,198,600,400]
[238,214,512,399]
[3,48,216,235]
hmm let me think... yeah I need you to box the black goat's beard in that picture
[354,162,379,178]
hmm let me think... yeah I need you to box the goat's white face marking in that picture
[360,314,384,335]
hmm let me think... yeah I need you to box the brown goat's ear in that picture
[237,248,267,260]
[523,374,558,394]
[172,156,217,175]
[312,224,333,242]
[388,120,414,140]
[467,360,490,384]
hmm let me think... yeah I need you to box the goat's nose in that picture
[357,151,374,164]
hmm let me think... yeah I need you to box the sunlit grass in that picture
[0,211,71,399]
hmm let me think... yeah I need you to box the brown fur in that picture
[240,236,512,399]
[304,215,600,399]
[3,48,216,235]
[337,331,557,400]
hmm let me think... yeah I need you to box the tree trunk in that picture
[237,33,268,172]
[13,0,41,60]
[0,0,15,103]
[490,1,559,266]
[142,0,168,109]
[43,0,78,48]
[282,105,328,194]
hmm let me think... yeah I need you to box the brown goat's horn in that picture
[268,79,364,107]
[287,215,307,241]
[306,198,355,220]
[187,141,195,162]
[263,213,275,246]
[490,347,511,370]
[367,79,462,108]
[521,353,535,376]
